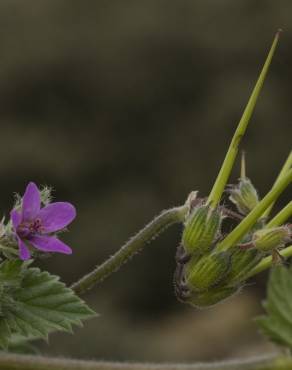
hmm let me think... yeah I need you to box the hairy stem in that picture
[1,352,292,370]
[71,205,188,295]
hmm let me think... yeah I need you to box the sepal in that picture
[182,205,222,255]
[253,226,291,252]
[229,178,259,215]
[186,252,231,293]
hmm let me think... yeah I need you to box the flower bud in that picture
[182,205,222,255]
[187,285,240,308]
[229,178,259,215]
[186,252,231,293]
[252,226,291,253]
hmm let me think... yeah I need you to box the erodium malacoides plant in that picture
[0,30,291,370]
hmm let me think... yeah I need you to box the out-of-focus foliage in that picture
[0,260,95,349]
[256,266,292,348]
[0,0,290,362]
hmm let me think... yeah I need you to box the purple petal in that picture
[37,202,76,233]
[17,236,31,260]
[10,209,22,229]
[22,182,41,221]
[29,234,72,254]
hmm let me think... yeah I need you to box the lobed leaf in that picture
[0,260,96,349]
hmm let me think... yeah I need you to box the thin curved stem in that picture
[71,205,188,295]
[0,352,291,370]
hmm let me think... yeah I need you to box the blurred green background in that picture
[0,0,291,362]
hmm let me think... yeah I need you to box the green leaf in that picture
[256,265,292,348]
[0,260,96,349]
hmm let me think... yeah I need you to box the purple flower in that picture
[10,182,76,260]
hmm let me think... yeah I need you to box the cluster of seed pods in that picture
[174,175,291,308]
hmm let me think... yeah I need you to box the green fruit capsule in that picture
[182,205,222,255]
[253,226,291,253]
[227,247,261,285]
[229,178,259,215]
[187,285,240,308]
[186,252,231,293]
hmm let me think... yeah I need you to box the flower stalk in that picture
[71,205,188,295]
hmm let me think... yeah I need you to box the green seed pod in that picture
[187,285,240,308]
[253,226,291,253]
[227,247,261,285]
[229,178,259,215]
[182,205,222,255]
[186,252,231,293]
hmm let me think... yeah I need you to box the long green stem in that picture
[263,151,292,218]
[217,169,292,251]
[247,245,292,278]
[266,201,292,227]
[207,31,281,208]
[71,205,188,295]
[1,352,292,370]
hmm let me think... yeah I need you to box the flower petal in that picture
[10,209,22,229]
[37,202,76,233]
[22,182,41,221]
[17,236,31,260]
[29,234,72,254]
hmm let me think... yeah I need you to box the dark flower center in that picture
[17,218,44,239]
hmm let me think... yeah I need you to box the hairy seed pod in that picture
[253,226,291,253]
[182,205,222,255]
[227,247,261,285]
[186,252,231,293]
[187,285,240,308]
[229,178,259,215]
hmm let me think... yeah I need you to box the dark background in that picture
[0,0,291,362]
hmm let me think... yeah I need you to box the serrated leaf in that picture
[0,260,96,349]
[256,265,292,348]
[256,315,292,347]
[0,259,23,288]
